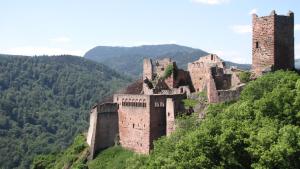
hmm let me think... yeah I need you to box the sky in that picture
[0,0,299,64]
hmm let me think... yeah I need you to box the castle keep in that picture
[252,10,294,74]
[86,11,295,159]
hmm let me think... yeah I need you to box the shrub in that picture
[238,71,251,83]
[162,64,174,79]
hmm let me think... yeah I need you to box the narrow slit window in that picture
[256,42,259,48]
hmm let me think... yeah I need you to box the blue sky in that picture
[0,0,299,63]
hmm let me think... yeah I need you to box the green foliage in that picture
[183,98,198,108]
[31,134,88,169]
[126,70,300,169]
[162,64,174,79]
[239,71,251,83]
[88,146,134,169]
[0,54,130,169]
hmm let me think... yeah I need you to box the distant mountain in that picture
[0,54,130,169]
[84,44,251,77]
[225,61,251,70]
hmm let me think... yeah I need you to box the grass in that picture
[88,146,134,169]
[183,99,198,108]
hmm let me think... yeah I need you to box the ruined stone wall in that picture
[154,58,173,77]
[217,84,245,103]
[114,94,151,154]
[164,67,192,91]
[230,71,242,87]
[196,54,225,68]
[87,103,119,159]
[143,58,153,80]
[164,73,176,89]
[207,72,219,103]
[252,11,294,74]
[211,67,231,90]
[274,12,294,70]
[166,98,175,136]
[188,61,210,92]
[188,54,225,92]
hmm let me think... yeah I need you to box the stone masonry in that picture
[113,94,186,154]
[86,103,119,159]
[252,10,294,75]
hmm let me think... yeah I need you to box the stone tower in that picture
[252,10,294,74]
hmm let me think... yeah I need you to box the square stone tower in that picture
[252,10,294,74]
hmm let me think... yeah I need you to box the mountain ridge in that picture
[84,44,251,77]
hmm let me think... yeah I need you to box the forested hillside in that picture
[37,71,300,169]
[84,44,251,77]
[0,54,130,169]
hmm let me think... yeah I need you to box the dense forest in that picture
[0,54,130,169]
[35,71,300,169]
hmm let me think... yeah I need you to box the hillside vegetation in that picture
[0,54,130,169]
[37,70,300,169]
[84,44,251,77]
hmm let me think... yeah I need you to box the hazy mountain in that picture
[84,44,251,77]
[0,54,130,169]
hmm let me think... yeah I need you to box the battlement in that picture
[252,10,294,18]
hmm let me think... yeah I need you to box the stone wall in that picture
[114,94,151,154]
[252,11,294,74]
[87,103,119,159]
[143,58,153,80]
[207,72,219,103]
[188,54,225,92]
[217,84,245,102]
[113,93,186,154]
[154,58,174,78]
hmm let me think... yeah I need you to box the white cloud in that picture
[49,36,71,43]
[249,8,257,15]
[295,24,300,31]
[230,25,251,34]
[214,50,250,64]
[0,46,85,56]
[191,0,229,5]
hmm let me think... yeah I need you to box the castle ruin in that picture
[86,54,245,158]
[86,10,295,159]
